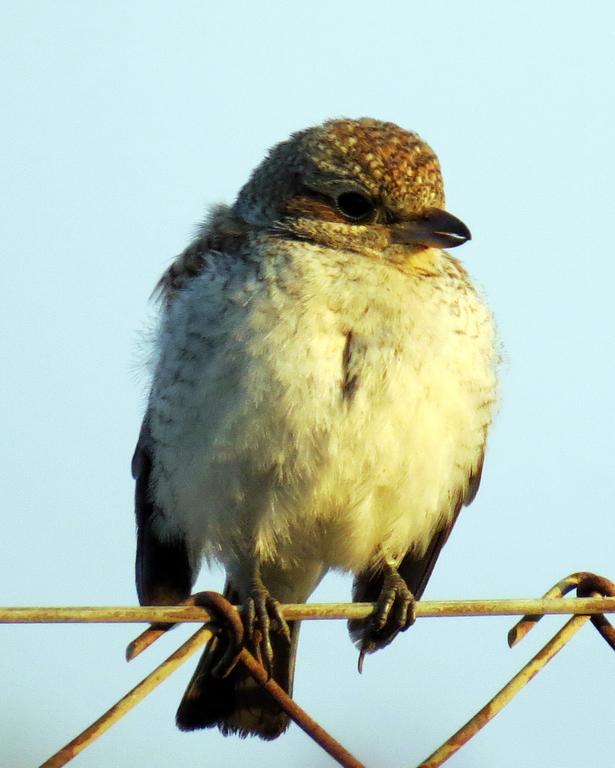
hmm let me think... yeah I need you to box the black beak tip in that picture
[456,221,472,244]
[436,215,471,249]
[391,209,472,249]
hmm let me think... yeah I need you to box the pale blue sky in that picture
[2,2,614,766]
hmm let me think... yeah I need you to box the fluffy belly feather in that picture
[150,267,495,575]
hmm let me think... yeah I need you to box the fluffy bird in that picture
[132,118,498,739]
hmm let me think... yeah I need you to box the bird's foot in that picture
[244,577,291,678]
[358,568,415,673]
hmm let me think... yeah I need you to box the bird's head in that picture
[233,118,470,262]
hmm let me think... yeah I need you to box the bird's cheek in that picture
[285,220,390,257]
[383,244,443,274]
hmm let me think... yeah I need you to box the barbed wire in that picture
[3,570,614,768]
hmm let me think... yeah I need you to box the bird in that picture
[132,117,498,740]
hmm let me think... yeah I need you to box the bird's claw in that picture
[358,570,415,673]
[244,582,290,678]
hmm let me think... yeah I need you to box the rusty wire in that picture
[2,571,613,767]
[3,595,615,626]
[417,571,615,767]
[40,625,213,768]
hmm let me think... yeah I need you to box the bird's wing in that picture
[153,204,248,306]
[398,454,484,599]
[152,238,209,306]
[132,415,194,605]
[351,453,485,611]
[134,206,249,604]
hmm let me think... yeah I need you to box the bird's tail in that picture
[176,620,300,740]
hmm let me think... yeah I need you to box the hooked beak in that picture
[391,208,471,249]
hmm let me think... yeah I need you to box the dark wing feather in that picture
[351,453,485,629]
[153,206,248,306]
[132,415,194,606]
[398,454,485,599]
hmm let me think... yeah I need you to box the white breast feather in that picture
[149,240,497,577]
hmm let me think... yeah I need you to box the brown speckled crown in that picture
[234,118,445,225]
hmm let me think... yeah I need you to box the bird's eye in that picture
[335,191,375,222]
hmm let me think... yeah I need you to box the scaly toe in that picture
[241,583,290,678]
[267,596,291,644]
[357,572,416,669]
